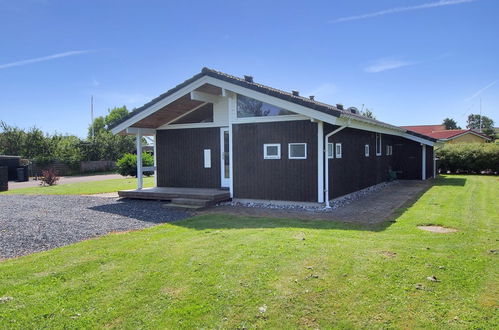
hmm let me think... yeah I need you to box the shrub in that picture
[116,153,154,177]
[436,143,499,174]
[40,168,59,186]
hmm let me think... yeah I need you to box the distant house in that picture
[402,125,491,144]
[111,68,437,205]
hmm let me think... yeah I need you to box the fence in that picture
[30,160,117,177]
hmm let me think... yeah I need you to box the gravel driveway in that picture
[0,195,189,259]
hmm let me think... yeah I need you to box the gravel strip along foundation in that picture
[0,195,189,259]
[220,181,397,211]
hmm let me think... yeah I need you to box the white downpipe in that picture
[153,132,157,187]
[136,129,143,190]
[324,125,348,208]
[422,144,426,180]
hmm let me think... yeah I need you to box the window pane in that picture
[267,146,278,155]
[237,94,295,118]
[290,144,306,158]
[327,143,333,158]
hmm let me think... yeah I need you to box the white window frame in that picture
[335,143,342,159]
[288,143,307,159]
[376,133,382,156]
[365,144,370,157]
[386,145,393,156]
[203,149,211,168]
[263,143,281,159]
[327,143,334,159]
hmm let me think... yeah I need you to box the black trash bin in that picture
[16,166,29,182]
[0,166,8,191]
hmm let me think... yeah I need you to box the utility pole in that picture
[91,95,94,139]
[479,98,482,133]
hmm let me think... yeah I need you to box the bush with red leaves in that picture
[40,168,59,186]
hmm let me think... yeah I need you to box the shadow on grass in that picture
[433,176,466,186]
[89,179,440,232]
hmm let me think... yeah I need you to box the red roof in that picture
[400,124,445,135]
[428,129,490,140]
[400,125,490,140]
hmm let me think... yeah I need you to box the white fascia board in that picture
[402,133,435,146]
[233,114,309,124]
[125,127,156,136]
[111,76,211,134]
[159,122,227,130]
[190,91,224,104]
[203,77,339,126]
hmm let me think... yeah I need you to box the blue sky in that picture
[0,0,497,137]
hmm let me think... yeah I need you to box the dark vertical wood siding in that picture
[156,128,221,188]
[324,125,396,198]
[392,137,422,180]
[233,120,318,202]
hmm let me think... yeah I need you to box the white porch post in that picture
[136,129,143,189]
[421,144,426,180]
[433,148,436,178]
[153,131,157,187]
[317,121,324,203]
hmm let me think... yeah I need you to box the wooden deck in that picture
[118,187,231,202]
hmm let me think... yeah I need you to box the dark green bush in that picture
[436,143,499,174]
[116,153,154,177]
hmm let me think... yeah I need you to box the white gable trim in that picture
[439,130,491,141]
[111,75,211,134]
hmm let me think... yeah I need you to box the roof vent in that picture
[309,95,315,101]
[292,90,300,96]
[244,75,253,83]
[336,103,344,110]
[348,107,359,114]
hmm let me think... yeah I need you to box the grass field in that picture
[0,177,154,195]
[0,175,497,328]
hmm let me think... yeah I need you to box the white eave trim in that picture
[338,114,435,146]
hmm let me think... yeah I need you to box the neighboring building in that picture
[111,68,436,204]
[402,125,491,144]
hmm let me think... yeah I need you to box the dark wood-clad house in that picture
[111,68,436,207]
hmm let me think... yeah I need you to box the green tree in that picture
[105,106,129,128]
[361,108,376,120]
[442,118,460,130]
[466,114,495,138]
[88,116,106,139]
[0,121,25,156]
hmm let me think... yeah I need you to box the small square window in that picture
[264,143,280,159]
[288,143,307,159]
[365,144,370,157]
[327,143,334,159]
[335,143,342,159]
[387,145,393,156]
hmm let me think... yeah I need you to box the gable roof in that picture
[110,67,437,143]
[428,129,491,140]
[401,124,446,135]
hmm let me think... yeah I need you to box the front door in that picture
[220,127,230,187]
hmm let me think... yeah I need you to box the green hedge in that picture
[116,153,154,177]
[436,143,499,174]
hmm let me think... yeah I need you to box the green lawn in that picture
[0,177,154,195]
[0,175,497,328]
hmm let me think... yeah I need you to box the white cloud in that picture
[330,0,477,23]
[0,50,94,70]
[464,80,498,102]
[364,58,417,73]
